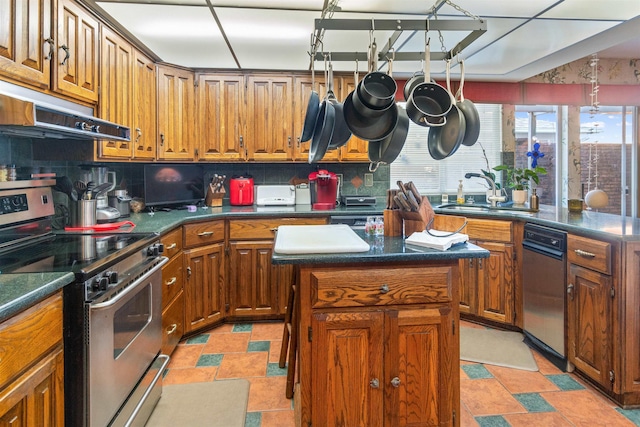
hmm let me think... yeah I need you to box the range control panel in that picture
[0,193,28,215]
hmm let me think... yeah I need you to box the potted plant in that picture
[493,164,547,204]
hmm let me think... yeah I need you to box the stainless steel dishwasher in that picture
[522,223,568,370]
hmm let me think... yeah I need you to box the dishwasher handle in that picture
[523,240,565,260]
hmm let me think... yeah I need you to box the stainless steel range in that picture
[0,179,168,427]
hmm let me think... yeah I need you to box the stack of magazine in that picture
[405,230,469,251]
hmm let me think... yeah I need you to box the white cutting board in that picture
[274,224,370,254]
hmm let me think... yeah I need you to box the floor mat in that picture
[460,326,538,371]
[146,379,249,427]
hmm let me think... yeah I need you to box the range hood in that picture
[0,92,130,141]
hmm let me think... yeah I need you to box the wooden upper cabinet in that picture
[245,75,293,161]
[97,25,133,159]
[0,0,53,88]
[339,76,369,161]
[156,64,195,161]
[132,50,157,159]
[55,0,99,103]
[196,73,245,161]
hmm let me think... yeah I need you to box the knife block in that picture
[205,186,225,207]
[400,196,435,235]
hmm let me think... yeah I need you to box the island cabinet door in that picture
[311,311,385,427]
[567,263,613,391]
[384,306,457,427]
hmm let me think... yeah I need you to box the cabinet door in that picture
[476,241,514,324]
[567,263,613,390]
[196,74,245,161]
[132,50,156,159]
[184,244,225,333]
[157,64,195,160]
[245,75,293,161]
[0,0,52,88]
[385,307,456,427]
[311,311,384,427]
[162,290,184,356]
[228,241,279,318]
[55,0,99,103]
[0,349,64,427]
[338,76,370,162]
[98,25,133,159]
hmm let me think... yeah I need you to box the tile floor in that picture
[162,320,640,427]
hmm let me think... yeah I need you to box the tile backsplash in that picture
[0,135,389,205]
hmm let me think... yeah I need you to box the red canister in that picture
[229,175,254,206]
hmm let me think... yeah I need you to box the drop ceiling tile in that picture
[462,19,619,77]
[98,3,238,67]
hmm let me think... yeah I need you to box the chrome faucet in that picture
[464,173,507,207]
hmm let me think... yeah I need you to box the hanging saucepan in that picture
[406,40,452,127]
[357,71,397,110]
[403,68,425,102]
[428,60,466,160]
[326,62,352,150]
[455,59,480,146]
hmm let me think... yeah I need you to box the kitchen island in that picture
[272,231,488,427]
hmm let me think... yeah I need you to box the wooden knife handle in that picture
[406,191,420,211]
[394,193,412,211]
[397,180,409,196]
[407,181,421,203]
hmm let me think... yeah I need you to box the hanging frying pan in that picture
[326,62,352,150]
[300,52,320,143]
[344,91,398,141]
[377,106,409,164]
[428,60,466,160]
[308,99,335,163]
[455,59,480,146]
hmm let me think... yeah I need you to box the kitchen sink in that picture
[436,203,537,215]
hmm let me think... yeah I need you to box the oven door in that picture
[88,258,167,427]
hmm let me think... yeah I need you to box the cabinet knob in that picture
[567,283,574,301]
[380,284,390,294]
[369,378,379,389]
[186,266,192,278]
[166,324,178,335]
[390,377,401,388]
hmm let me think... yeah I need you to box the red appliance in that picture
[309,170,338,210]
[229,175,254,206]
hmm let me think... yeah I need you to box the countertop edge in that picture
[0,272,75,322]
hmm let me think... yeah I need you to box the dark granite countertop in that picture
[272,232,489,265]
[0,273,75,322]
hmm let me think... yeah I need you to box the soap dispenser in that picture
[530,188,539,210]
[457,180,465,205]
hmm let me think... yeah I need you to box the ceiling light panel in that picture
[205,0,323,9]
[98,3,237,68]
[463,19,619,77]
[540,0,640,20]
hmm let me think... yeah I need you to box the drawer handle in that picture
[166,243,177,250]
[574,249,596,258]
[380,284,390,294]
[166,324,178,335]
[198,231,214,237]
[165,277,177,286]
[390,377,401,388]
[369,378,379,389]
[270,227,278,232]
[567,283,574,301]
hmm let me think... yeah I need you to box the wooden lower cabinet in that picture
[460,219,515,326]
[184,243,225,333]
[228,241,280,318]
[0,294,64,427]
[567,263,613,391]
[299,261,459,427]
[162,290,185,355]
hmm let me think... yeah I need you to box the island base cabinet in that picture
[311,307,456,427]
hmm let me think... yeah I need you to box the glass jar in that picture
[374,216,384,236]
[0,165,7,182]
[7,165,16,181]
[365,216,376,236]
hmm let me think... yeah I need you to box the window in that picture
[390,103,502,195]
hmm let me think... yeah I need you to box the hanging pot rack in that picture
[309,0,487,66]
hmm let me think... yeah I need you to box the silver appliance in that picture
[522,223,568,370]
[109,189,132,217]
[255,185,296,206]
[0,92,130,141]
[80,166,121,223]
[0,180,167,427]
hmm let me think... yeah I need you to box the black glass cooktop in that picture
[0,233,155,277]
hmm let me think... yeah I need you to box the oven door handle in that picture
[91,257,168,309]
